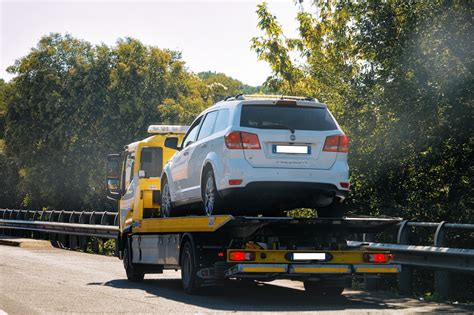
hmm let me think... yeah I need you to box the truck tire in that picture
[202,169,223,216]
[181,241,201,294]
[123,239,144,282]
[303,281,344,297]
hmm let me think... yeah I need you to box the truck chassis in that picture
[119,215,401,295]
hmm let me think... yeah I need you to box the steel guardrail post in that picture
[434,221,451,299]
[78,212,88,251]
[69,211,78,250]
[90,211,99,254]
[397,220,412,295]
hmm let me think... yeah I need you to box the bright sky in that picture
[0,0,301,86]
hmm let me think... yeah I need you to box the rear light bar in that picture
[340,182,350,189]
[225,131,261,150]
[229,251,256,261]
[363,253,392,263]
[323,134,349,153]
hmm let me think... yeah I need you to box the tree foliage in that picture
[2,34,254,210]
[252,0,473,223]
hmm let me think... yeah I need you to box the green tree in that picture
[198,71,262,102]
[252,1,473,223]
[3,34,212,210]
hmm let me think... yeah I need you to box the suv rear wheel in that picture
[161,177,173,217]
[202,169,223,216]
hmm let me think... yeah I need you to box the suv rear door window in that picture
[213,109,229,133]
[197,111,218,141]
[240,105,337,131]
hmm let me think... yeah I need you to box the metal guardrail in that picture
[0,209,119,253]
[357,219,474,298]
[0,209,118,226]
[348,241,474,273]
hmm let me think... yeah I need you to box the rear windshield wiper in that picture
[260,124,295,133]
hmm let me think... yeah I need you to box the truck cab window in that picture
[124,153,135,190]
[140,147,163,178]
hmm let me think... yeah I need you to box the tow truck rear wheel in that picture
[181,241,201,294]
[123,239,144,282]
[303,281,344,297]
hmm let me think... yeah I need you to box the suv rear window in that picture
[240,105,338,131]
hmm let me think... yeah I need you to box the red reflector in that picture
[229,251,255,261]
[363,253,390,263]
[373,254,387,263]
[229,179,243,185]
[340,182,350,189]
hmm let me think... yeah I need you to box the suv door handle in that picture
[200,144,207,149]
[183,151,189,156]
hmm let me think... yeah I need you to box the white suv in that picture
[161,95,350,217]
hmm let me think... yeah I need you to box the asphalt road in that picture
[1,242,472,314]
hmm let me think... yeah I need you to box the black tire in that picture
[181,241,201,294]
[317,199,345,218]
[202,168,223,216]
[123,239,145,282]
[160,177,173,218]
[304,281,344,297]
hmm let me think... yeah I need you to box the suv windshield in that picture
[240,105,338,131]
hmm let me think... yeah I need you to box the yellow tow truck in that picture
[106,125,401,295]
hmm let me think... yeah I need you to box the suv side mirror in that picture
[106,154,121,200]
[164,137,181,151]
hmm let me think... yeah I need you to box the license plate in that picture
[293,253,327,261]
[272,145,310,154]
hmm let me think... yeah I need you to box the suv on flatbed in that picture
[161,95,350,217]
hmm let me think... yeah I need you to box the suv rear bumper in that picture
[220,181,348,212]
[218,159,349,191]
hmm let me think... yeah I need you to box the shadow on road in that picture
[88,277,413,312]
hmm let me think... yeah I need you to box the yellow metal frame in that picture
[226,250,390,264]
[354,264,400,273]
[291,265,350,274]
[228,263,400,275]
[132,215,234,233]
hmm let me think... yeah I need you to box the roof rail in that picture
[223,94,318,102]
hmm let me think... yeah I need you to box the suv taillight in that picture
[323,134,349,153]
[225,131,261,150]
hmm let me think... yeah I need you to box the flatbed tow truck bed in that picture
[121,215,401,294]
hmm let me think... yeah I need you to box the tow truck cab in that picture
[106,125,188,232]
